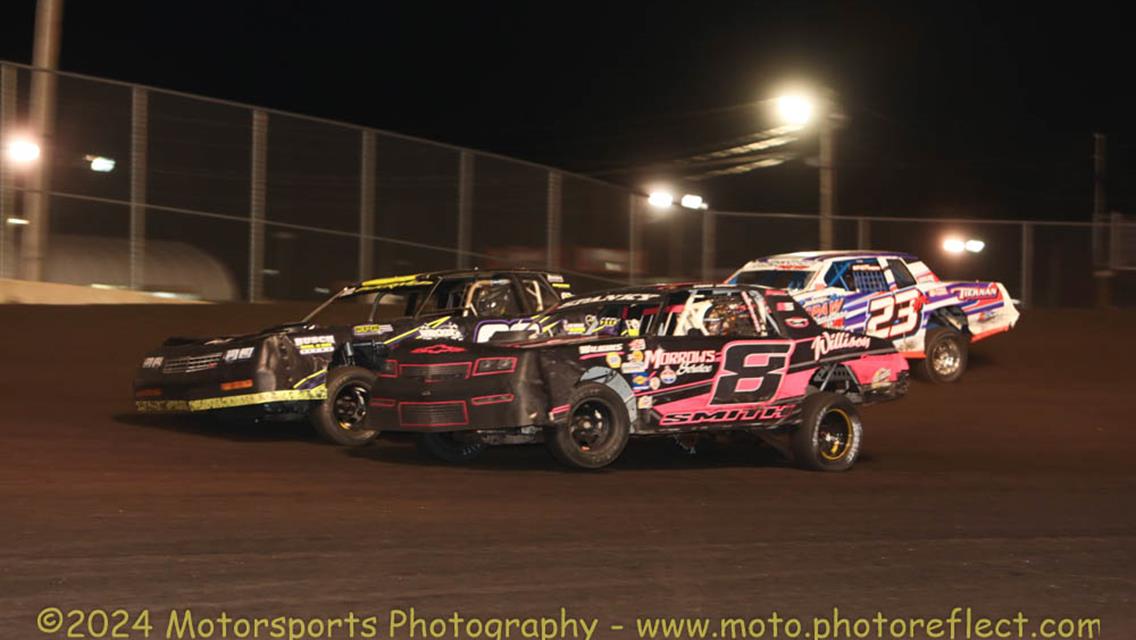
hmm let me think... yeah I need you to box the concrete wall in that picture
[0,278,205,304]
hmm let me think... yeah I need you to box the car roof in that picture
[744,250,917,266]
[555,282,776,301]
[355,268,563,291]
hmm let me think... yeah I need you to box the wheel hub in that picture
[333,383,370,430]
[931,340,961,376]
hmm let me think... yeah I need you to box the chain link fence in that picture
[1,62,1134,306]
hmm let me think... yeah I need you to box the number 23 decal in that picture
[866,289,922,338]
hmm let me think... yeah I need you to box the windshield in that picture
[734,269,814,291]
[303,286,434,326]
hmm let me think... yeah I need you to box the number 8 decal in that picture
[866,289,922,338]
[711,342,794,405]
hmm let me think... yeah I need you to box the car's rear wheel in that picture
[545,383,630,470]
[791,392,862,472]
[916,327,968,383]
[417,432,487,463]
[310,366,379,446]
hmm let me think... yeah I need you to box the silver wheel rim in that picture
[930,339,961,377]
[333,382,373,434]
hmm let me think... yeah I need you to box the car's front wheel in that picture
[916,327,968,383]
[545,383,631,470]
[791,392,862,472]
[310,366,379,446]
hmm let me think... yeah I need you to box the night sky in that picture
[2,1,1133,219]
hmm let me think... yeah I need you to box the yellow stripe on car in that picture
[136,386,328,413]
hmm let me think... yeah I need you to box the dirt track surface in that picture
[2,305,1135,638]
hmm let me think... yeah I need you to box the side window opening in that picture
[826,259,888,293]
[466,278,520,317]
[665,290,763,337]
[887,259,917,288]
[517,276,560,312]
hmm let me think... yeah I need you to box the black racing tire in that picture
[791,392,863,472]
[915,327,968,383]
[417,432,488,464]
[309,366,379,446]
[545,383,631,470]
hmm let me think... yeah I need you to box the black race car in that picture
[352,283,909,471]
[133,269,570,444]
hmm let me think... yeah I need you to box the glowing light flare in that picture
[647,191,674,208]
[85,155,116,172]
[943,237,985,254]
[680,194,708,210]
[4,138,41,164]
[776,94,814,127]
[942,238,967,254]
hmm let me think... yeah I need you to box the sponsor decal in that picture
[353,323,393,337]
[630,374,650,391]
[953,284,999,301]
[223,346,255,363]
[625,318,642,336]
[563,322,588,335]
[557,292,659,308]
[810,331,873,359]
[621,361,647,374]
[546,274,565,283]
[629,338,646,351]
[870,367,892,388]
[418,322,464,341]
[852,263,882,271]
[411,344,467,354]
[675,362,714,376]
[579,343,623,355]
[294,334,336,355]
[644,347,719,369]
[659,404,793,426]
[141,356,164,369]
[803,297,845,321]
[605,352,623,369]
[649,377,662,391]
[776,302,795,311]
[659,367,678,384]
[784,317,810,329]
[637,396,654,409]
[629,350,645,363]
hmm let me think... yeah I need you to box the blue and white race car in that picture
[727,251,1019,382]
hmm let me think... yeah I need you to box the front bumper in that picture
[134,387,327,413]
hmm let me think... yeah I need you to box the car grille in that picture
[400,363,470,383]
[162,352,224,374]
[399,401,468,427]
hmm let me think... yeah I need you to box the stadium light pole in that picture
[21,0,64,282]
[775,89,840,249]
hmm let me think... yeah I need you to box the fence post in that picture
[546,170,562,270]
[628,193,641,285]
[248,110,268,302]
[1019,222,1033,309]
[856,217,870,250]
[358,130,376,280]
[0,64,14,278]
[129,87,148,291]
[701,210,716,281]
[456,151,474,269]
